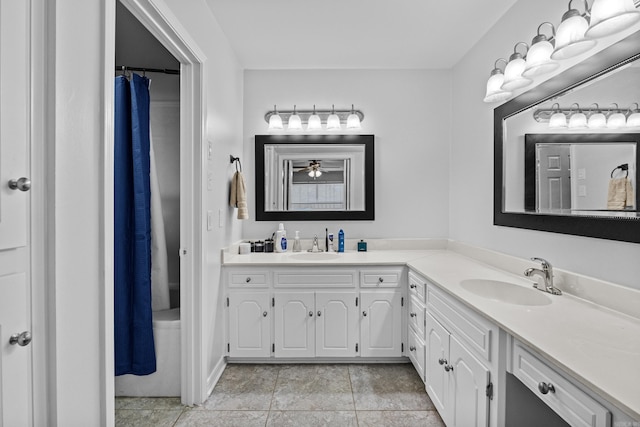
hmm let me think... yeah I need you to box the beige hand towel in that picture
[230,171,249,219]
[607,177,634,210]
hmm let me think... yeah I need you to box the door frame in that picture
[108,0,207,407]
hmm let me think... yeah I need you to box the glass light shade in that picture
[607,112,627,128]
[483,72,512,103]
[268,113,283,130]
[287,113,302,131]
[326,113,341,130]
[501,57,532,91]
[551,12,597,60]
[347,113,361,129]
[549,112,568,128]
[568,112,588,129]
[523,40,559,78]
[307,113,322,130]
[627,112,640,127]
[308,170,322,178]
[586,0,640,39]
[588,112,606,128]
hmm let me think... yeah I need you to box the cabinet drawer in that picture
[360,268,403,287]
[408,295,425,337]
[427,284,496,362]
[228,271,270,288]
[408,270,426,302]
[274,269,356,288]
[511,340,610,427]
[408,329,426,383]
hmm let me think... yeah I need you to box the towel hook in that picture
[611,163,629,178]
[230,155,242,172]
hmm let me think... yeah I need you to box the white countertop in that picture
[222,247,640,420]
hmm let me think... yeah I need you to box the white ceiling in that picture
[205,0,519,69]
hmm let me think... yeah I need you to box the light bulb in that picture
[588,112,606,128]
[346,104,361,130]
[501,44,532,91]
[551,7,597,60]
[523,24,559,78]
[327,105,341,130]
[307,105,322,130]
[568,112,587,129]
[608,112,627,128]
[268,105,283,130]
[548,104,567,128]
[288,105,303,131]
[483,60,512,103]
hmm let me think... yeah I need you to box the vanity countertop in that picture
[222,247,640,420]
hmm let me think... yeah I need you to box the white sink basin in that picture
[290,252,341,261]
[459,279,552,306]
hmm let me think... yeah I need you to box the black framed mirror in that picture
[494,29,640,243]
[255,134,375,221]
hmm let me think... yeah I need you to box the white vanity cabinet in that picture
[360,290,403,357]
[407,271,427,380]
[424,278,498,427]
[273,291,358,358]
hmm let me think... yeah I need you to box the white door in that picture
[449,335,490,427]
[360,291,402,357]
[537,144,571,210]
[0,0,33,425]
[274,292,315,357]
[425,313,449,418]
[228,293,270,358]
[315,291,357,357]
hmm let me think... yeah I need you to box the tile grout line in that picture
[265,363,282,426]
[347,364,360,426]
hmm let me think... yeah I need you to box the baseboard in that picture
[206,356,227,399]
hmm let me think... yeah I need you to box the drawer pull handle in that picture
[263,311,268,317]
[409,346,416,352]
[410,284,416,289]
[438,358,447,365]
[378,277,384,283]
[410,312,417,317]
[444,364,454,372]
[245,277,251,283]
[538,382,555,395]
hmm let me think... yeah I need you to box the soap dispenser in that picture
[292,231,302,252]
[275,223,287,252]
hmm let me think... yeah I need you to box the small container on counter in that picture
[254,240,265,252]
[357,240,367,252]
[264,239,274,253]
[239,242,251,254]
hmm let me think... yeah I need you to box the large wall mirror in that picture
[495,29,640,243]
[255,134,374,221]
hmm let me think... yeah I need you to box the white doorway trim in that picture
[111,0,207,407]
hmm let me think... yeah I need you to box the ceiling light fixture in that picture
[264,105,365,131]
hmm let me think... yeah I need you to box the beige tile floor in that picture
[115,363,445,426]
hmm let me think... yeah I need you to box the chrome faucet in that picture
[308,235,323,252]
[524,257,562,295]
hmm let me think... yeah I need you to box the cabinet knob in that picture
[538,382,555,395]
[317,310,322,317]
[263,311,268,317]
[409,346,416,352]
[438,358,447,365]
[8,177,31,192]
[444,364,454,372]
[410,312,416,317]
[378,277,384,283]
[410,284,416,289]
[308,311,314,317]
[9,331,32,346]
[245,277,251,283]
[363,311,367,317]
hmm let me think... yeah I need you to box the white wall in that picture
[242,69,452,241]
[450,0,640,290]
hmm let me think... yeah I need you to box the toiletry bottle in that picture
[338,229,345,253]
[328,233,334,252]
[275,223,287,253]
[292,231,302,252]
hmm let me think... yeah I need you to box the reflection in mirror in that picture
[495,28,640,243]
[524,134,638,216]
[255,134,374,221]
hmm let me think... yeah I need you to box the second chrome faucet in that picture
[524,257,562,295]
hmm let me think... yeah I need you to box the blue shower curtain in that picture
[114,73,156,376]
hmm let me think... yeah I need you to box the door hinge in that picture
[356,343,358,352]
[226,297,229,307]
[272,297,275,307]
[272,343,275,353]
[401,343,404,352]
[486,382,493,400]
[179,248,187,257]
[401,297,404,307]
[227,343,230,352]
[355,297,358,307]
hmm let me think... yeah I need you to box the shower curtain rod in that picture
[116,65,180,75]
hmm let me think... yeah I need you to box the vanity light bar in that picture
[533,106,637,122]
[264,108,364,125]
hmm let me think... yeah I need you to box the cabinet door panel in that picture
[425,313,449,417]
[316,292,357,357]
[228,292,270,357]
[360,291,402,357]
[275,292,315,357]
[449,335,490,427]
